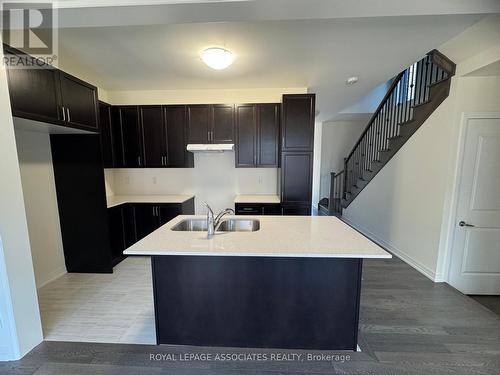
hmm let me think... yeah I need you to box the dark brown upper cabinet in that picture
[235,103,280,168]
[99,101,114,168]
[235,104,257,167]
[4,45,99,132]
[117,106,142,168]
[187,104,234,144]
[281,94,315,152]
[165,105,193,168]
[211,104,234,143]
[257,103,280,167]
[140,106,165,168]
[59,72,99,130]
[187,105,210,143]
[109,105,193,169]
[5,46,63,125]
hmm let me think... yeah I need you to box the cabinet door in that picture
[165,106,193,167]
[4,47,62,124]
[211,104,234,143]
[257,103,280,167]
[158,204,182,226]
[99,102,114,168]
[262,204,281,215]
[122,204,137,247]
[110,106,125,168]
[132,204,159,241]
[281,152,312,204]
[140,106,165,168]
[235,104,256,167]
[281,205,311,216]
[187,105,209,143]
[281,94,315,152]
[108,206,126,260]
[59,72,99,130]
[119,106,143,167]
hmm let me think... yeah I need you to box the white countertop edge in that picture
[107,195,195,208]
[123,250,392,259]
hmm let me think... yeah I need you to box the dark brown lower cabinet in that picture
[281,204,311,216]
[235,203,281,215]
[107,205,127,266]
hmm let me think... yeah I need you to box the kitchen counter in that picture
[234,194,280,204]
[130,214,391,351]
[124,215,391,259]
[106,195,194,208]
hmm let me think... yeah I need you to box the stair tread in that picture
[388,135,403,141]
[412,99,431,109]
[428,76,450,88]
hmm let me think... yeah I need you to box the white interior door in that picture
[449,117,500,295]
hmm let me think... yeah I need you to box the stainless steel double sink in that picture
[171,218,260,232]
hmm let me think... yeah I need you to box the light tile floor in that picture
[38,256,156,344]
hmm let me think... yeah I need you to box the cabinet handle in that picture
[156,206,159,217]
[61,106,66,122]
[66,108,71,123]
[138,156,141,166]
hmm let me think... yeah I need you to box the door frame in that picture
[444,112,500,287]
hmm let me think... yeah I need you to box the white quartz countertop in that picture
[124,215,392,259]
[107,195,194,208]
[234,195,281,204]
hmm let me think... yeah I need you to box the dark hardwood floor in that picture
[2,256,500,374]
[470,296,500,317]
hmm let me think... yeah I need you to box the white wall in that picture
[106,87,307,105]
[0,48,43,360]
[15,130,67,289]
[110,153,278,214]
[343,23,500,281]
[319,120,366,200]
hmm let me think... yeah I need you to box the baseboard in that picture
[342,217,441,282]
[36,266,67,289]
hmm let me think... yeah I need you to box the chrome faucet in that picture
[203,202,234,237]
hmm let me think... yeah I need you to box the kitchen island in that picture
[124,215,391,351]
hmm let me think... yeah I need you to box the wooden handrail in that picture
[345,70,405,161]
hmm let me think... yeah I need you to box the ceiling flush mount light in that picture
[201,47,234,70]
[346,76,359,85]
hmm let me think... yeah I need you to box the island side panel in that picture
[152,255,362,351]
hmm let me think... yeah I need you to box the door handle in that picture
[459,221,474,227]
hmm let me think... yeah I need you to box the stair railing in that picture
[342,50,454,200]
[329,170,344,215]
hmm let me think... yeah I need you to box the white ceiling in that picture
[56,14,484,121]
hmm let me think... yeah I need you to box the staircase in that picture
[328,50,456,215]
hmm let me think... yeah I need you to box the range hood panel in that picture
[187,144,234,153]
